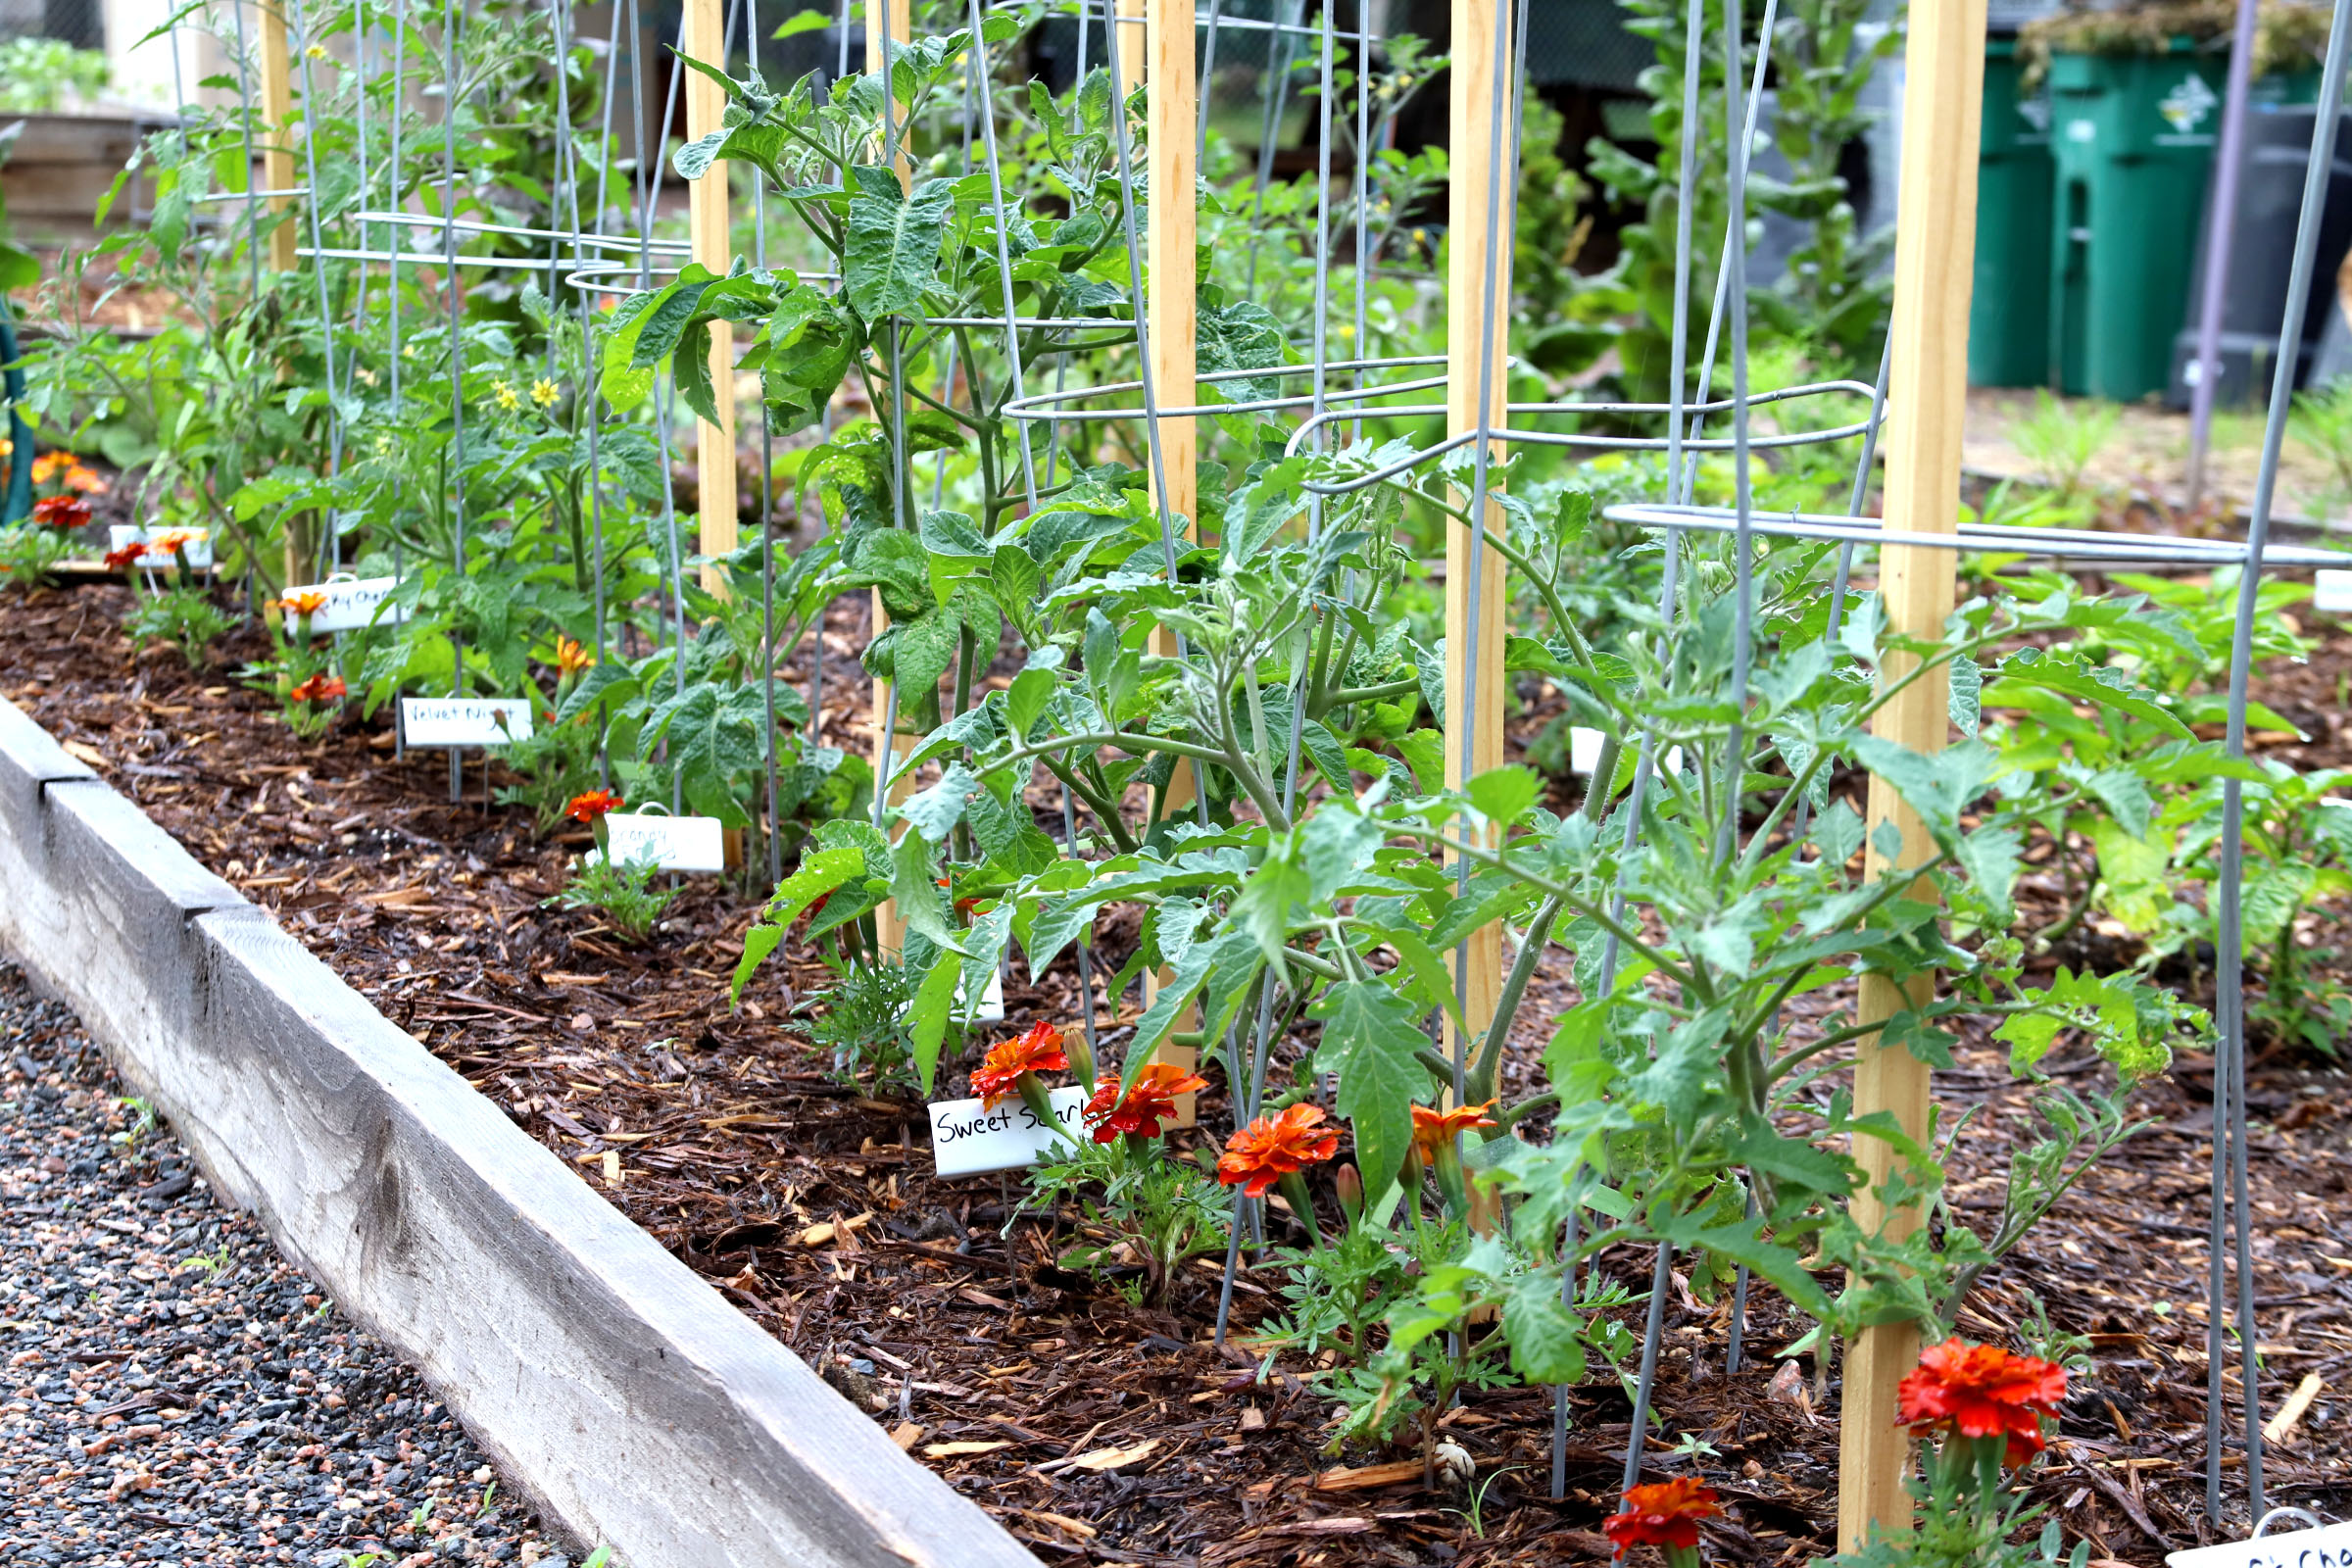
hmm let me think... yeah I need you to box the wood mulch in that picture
[3,579,2350,1566]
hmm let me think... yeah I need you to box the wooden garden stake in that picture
[1118,0,1148,95]
[1140,0,1197,1124]
[1836,0,1984,1545]
[258,0,300,273]
[685,0,738,597]
[260,0,306,589]
[1441,0,1511,1078]
[868,0,914,959]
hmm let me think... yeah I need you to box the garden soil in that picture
[4,581,2350,1567]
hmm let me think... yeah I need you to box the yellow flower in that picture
[306,42,328,59]
[531,377,560,408]
[354,366,378,386]
[492,380,521,413]
[402,343,418,359]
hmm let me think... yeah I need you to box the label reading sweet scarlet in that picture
[927,1086,1087,1178]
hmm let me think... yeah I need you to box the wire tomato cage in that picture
[164,0,2352,1528]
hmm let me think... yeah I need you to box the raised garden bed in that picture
[5,582,2350,1567]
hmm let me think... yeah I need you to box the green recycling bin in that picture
[2046,42,2229,401]
[1970,38,2055,387]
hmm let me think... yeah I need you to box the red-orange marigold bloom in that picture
[1602,1478,1721,1557]
[554,636,596,677]
[565,789,624,824]
[149,528,201,555]
[1897,1339,2066,1463]
[30,495,89,531]
[280,590,329,617]
[102,543,147,570]
[1216,1103,1341,1198]
[63,464,108,495]
[969,1022,1068,1108]
[1409,1100,1497,1164]
[288,674,347,704]
[1083,1062,1208,1143]
[29,451,71,484]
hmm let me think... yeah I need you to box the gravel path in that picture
[0,960,584,1568]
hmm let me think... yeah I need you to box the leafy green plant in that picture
[797,954,937,1089]
[1024,1133,1230,1302]
[2289,374,2352,515]
[0,524,71,592]
[0,39,110,114]
[2010,391,2119,501]
[544,855,681,945]
[126,586,235,670]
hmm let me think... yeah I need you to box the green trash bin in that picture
[1970,38,2055,387]
[2047,41,2229,401]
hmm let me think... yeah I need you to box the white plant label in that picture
[600,812,726,873]
[109,525,214,569]
[928,1085,1087,1178]
[2167,1519,2352,1568]
[2315,569,2352,614]
[1569,726,1683,777]
[283,576,404,633]
[399,698,534,748]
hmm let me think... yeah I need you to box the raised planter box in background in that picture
[0,695,1038,1568]
[0,113,171,242]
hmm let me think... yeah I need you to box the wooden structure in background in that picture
[1838,0,1984,1543]
[685,0,738,598]
[258,0,299,272]
[868,0,915,959]
[1140,0,1197,1124]
[1442,0,1511,1077]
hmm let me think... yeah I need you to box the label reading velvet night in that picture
[928,1086,1087,1178]
[399,698,534,748]
[2167,1519,2352,1568]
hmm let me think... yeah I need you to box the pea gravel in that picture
[0,960,585,1568]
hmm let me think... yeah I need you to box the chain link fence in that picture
[0,0,102,47]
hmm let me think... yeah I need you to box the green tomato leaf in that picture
[1308,980,1433,1201]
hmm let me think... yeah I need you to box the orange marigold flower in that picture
[1602,1478,1721,1557]
[969,1021,1068,1108]
[1216,1103,1341,1198]
[149,529,202,555]
[1083,1062,1208,1143]
[280,590,330,617]
[102,543,147,570]
[554,636,596,676]
[1409,1100,1497,1164]
[565,789,624,823]
[1897,1339,2067,1463]
[63,464,108,495]
[29,451,71,484]
[30,495,89,531]
[288,673,347,704]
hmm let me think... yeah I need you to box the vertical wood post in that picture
[1118,0,1148,95]
[259,0,303,590]
[686,0,738,598]
[1837,0,1984,1546]
[1442,0,1511,1075]
[258,0,299,272]
[1141,0,1198,1123]
[868,0,914,959]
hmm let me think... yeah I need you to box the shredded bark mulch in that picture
[3,580,2349,1567]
